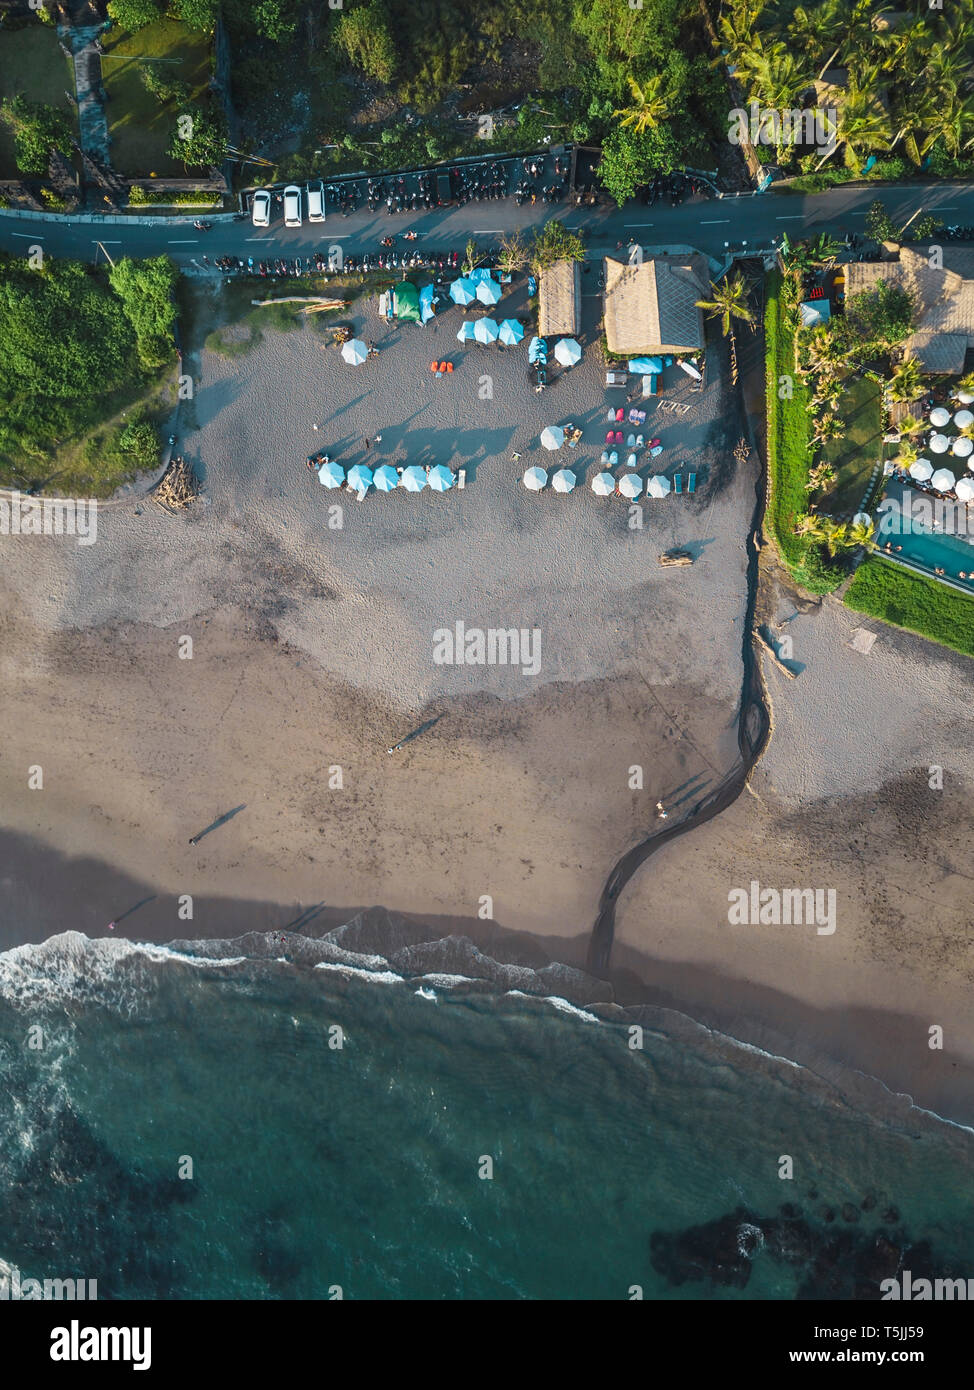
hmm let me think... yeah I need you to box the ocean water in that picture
[2,931,974,1300]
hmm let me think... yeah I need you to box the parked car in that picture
[283,184,302,228]
[251,188,271,227]
[436,171,453,207]
[307,180,325,223]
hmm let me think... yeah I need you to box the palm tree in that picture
[613,74,668,135]
[897,441,920,469]
[847,517,877,551]
[794,512,826,541]
[805,460,837,493]
[820,518,851,557]
[888,354,925,403]
[896,413,923,439]
[957,371,974,395]
[696,274,754,384]
[815,81,893,173]
[813,411,842,445]
[917,88,974,161]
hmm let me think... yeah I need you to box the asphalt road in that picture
[2,181,972,269]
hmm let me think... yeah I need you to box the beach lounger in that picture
[446,362,453,373]
[600,451,609,465]
[673,474,683,494]
[607,409,616,423]
[636,435,644,448]
[457,468,466,489]
[626,453,637,469]
[615,408,625,422]
[687,473,696,493]
[608,450,619,467]
[626,434,635,448]
[605,432,614,445]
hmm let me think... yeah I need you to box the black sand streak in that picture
[588,304,772,973]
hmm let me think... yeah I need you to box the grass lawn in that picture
[820,373,884,514]
[0,25,77,178]
[101,18,211,177]
[764,269,845,594]
[845,557,974,658]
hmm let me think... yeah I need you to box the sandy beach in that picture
[3,274,974,1124]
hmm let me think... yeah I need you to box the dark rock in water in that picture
[807,1187,819,1201]
[767,1214,814,1264]
[649,1207,755,1288]
[842,1203,861,1223]
[854,1233,903,1284]
[861,1192,877,1212]
[779,1202,801,1219]
[820,1206,836,1223]
[881,1206,900,1224]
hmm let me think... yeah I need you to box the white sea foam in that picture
[505,990,602,1025]
[414,987,438,1002]
[313,962,403,985]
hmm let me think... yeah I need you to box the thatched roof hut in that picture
[538,259,581,338]
[602,254,709,356]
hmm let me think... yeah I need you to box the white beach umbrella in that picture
[852,512,872,527]
[952,436,973,457]
[956,391,974,405]
[553,337,582,367]
[473,317,499,344]
[523,466,548,491]
[591,471,615,496]
[347,463,373,494]
[929,405,951,427]
[909,458,933,480]
[317,459,345,488]
[619,473,643,499]
[931,467,956,491]
[401,465,427,492]
[341,338,368,365]
[373,464,399,492]
[540,425,565,451]
[428,464,455,492]
[646,475,671,498]
[551,467,576,493]
[954,409,974,429]
[955,476,974,501]
[929,432,950,453]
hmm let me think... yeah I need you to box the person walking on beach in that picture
[656,801,668,820]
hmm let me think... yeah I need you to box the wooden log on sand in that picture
[249,297,348,309]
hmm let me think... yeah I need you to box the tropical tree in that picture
[958,371,974,395]
[847,517,877,550]
[497,231,528,276]
[815,80,892,172]
[888,353,925,403]
[820,518,851,557]
[896,441,920,469]
[805,460,837,493]
[794,512,825,540]
[613,74,668,135]
[812,411,842,445]
[696,274,754,383]
[896,413,923,439]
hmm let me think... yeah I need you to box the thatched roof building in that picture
[602,254,709,356]
[538,259,581,338]
[845,246,974,374]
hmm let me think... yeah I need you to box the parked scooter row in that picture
[937,223,974,240]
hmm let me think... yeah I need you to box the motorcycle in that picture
[193,220,212,232]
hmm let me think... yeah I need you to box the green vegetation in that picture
[0,255,177,495]
[720,0,974,179]
[845,558,974,659]
[101,17,213,176]
[128,186,222,205]
[765,269,847,593]
[167,103,228,169]
[0,21,76,180]
[817,374,883,514]
[0,94,73,176]
[528,219,585,275]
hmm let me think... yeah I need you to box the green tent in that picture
[394,281,421,323]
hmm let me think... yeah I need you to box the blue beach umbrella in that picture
[527,336,547,364]
[373,464,399,492]
[347,463,373,494]
[401,465,427,492]
[457,321,475,341]
[449,278,477,305]
[473,317,499,344]
[428,464,456,492]
[476,276,502,305]
[499,318,524,346]
[317,459,345,488]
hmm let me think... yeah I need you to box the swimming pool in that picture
[879,494,974,593]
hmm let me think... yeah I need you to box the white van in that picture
[283,184,302,228]
[307,180,325,223]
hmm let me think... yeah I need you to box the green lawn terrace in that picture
[101,17,212,178]
[0,22,77,180]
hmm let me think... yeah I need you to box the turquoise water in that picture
[2,932,973,1300]
[881,488,974,590]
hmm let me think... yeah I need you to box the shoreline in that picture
[4,828,974,1132]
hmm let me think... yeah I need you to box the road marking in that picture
[624,222,655,227]
[473,229,503,233]
[11,232,43,238]
[775,216,805,221]
[168,239,198,244]
[246,236,275,241]
[937,206,958,212]
[91,239,122,243]
[701,219,729,224]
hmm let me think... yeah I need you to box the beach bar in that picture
[538,259,581,339]
[602,254,709,357]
